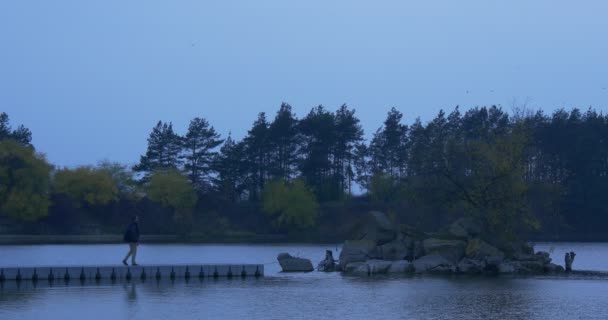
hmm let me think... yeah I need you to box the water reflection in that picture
[3,243,608,320]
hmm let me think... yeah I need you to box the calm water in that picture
[1,242,608,320]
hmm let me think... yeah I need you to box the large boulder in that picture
[544,263,565,273]
[412,255,455,273]
[457,258,484,274]
[339,240,379,270]
[448,217,482,238]
[366,260,393,275]
[345,260,393,276]
[277,253,314,272]
[466,239,505,261]
[483,255,505,273]
[388,260,414,274]
[378,240,408,261]
[349,211,396,245]
[343,262,366,273]
[350,263,371,277]
[423,238,467,262]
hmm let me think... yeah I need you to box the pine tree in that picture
[369,108,408,178]
[333,104,364,196]
[0,112,32,146]
[242,113,270,200]
[298,106,336,201]
[134,121,182,180]
[267,103,300,181]
[213,134,247,202]
[182,117,223,190]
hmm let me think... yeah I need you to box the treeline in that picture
[1,105,607,242]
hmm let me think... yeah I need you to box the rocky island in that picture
[335,211,565,276]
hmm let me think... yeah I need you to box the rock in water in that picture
[317,250,338,272]
[366,260,393,275]
[277,253,314,272]
[350,211,396,245]
[412,255,455,273]
[378,240,409,261]
[457,258,484,274]
[339,240,378,270]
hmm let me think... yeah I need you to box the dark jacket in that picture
[123,222,140,243]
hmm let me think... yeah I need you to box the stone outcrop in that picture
[339,240,378,270]
[423,238,467,262]
[277,253,314,272]
[388,260,413,273]
[317,250,338,272]
[448,217,482,238]
[338,211,567,277]
[352,211,397,245]
[466,239,504,260]
[412,255,455,273]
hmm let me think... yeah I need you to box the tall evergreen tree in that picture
[267,103,300,181]
[0,112,32,146]
[182,117,223,190]
[134,121,182,179]
[299,106,336,200]
[214,134,248,202]
[242,113,270,200]
[333,104,364,196]
[369,108,408,178]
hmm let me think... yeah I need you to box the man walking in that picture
[122,215,140,266]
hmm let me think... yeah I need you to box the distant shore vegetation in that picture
[1,104,607,242]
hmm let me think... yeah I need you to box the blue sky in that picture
[1,0,607,167]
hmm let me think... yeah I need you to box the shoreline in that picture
[1,234,607,245]
[0,234,334,245]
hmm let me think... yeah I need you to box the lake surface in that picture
[1,242,608,320]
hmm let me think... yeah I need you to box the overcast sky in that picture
[1,0,607,167]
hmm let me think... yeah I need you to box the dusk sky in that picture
[1,0,607,167]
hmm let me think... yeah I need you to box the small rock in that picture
[317,250,338,272]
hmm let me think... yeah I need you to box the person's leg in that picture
[123,244,132,264]
[130,243,138,265]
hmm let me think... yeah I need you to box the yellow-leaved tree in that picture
[54,166,118,207]
[262,179,319,229]
[0,140,51,221]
